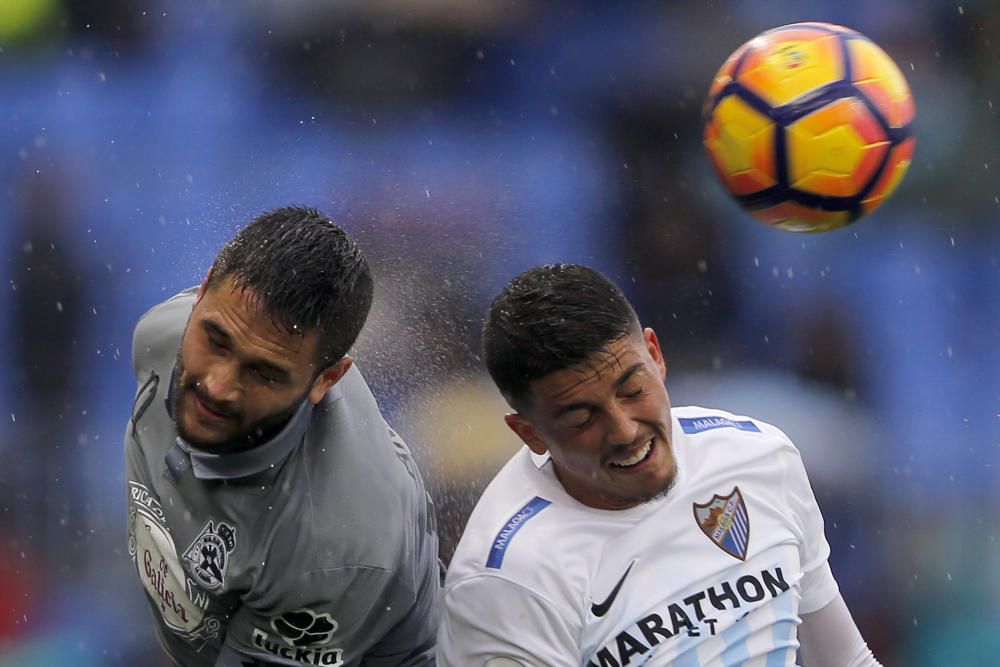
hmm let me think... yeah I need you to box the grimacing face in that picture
[506,327,677,511]
[171,276,349,451]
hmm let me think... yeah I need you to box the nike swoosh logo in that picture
[590,561,635,617]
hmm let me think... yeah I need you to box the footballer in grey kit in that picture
[125,207,440,666]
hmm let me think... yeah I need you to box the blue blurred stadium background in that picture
[0,1,998,664]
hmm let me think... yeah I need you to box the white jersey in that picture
[439,406,839,667]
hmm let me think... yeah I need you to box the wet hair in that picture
[207,206,373,369]
[483,263,640,409]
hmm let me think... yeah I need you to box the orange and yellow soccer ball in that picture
[703,22,915,232]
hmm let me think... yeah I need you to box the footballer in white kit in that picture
[439,263,881,667]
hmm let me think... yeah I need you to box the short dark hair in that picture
[483,263,640,408]
[207,206,373,368]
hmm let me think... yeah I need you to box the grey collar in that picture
[174,398,315,480]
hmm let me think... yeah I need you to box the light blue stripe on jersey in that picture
[766,589,798,667]
[668,635,702,667]
[679,417,761,435]
[719,608,753,666]
[486,496,551,569]
[641,591,797,666]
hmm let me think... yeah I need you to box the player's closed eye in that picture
[250,367,281,385]
[207,336,228,353]
[567,410,595,431]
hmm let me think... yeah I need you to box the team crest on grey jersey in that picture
[693,486,750,561]
[182,520,236,590]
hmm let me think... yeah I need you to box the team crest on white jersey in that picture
[182,520,236,590]
[693,486,750,561]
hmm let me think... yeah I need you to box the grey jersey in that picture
[125,289,440,666]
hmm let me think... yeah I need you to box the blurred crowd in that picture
[1,0,998,664]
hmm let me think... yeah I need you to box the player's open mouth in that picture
[608,437,655,469]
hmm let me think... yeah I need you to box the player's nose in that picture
[202,361,241,404]
[603,400,640,447]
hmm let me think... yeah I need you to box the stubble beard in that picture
[171,350,306,453]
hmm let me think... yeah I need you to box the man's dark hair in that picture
[483,263,640,408]
[207,206,373,369]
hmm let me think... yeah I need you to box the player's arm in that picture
[438,574,579,667]
[799,591,882,667]
[211,604,344,667]
[215,565,438,667]
[214,642,285,666]
[775,433,883,666]
[360,428,442,666]
[355,543,440,666]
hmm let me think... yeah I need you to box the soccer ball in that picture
[703,22,915,232]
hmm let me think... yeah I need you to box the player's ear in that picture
[309,356,353,404]
[505,413,548,456]
[643,327,667,380]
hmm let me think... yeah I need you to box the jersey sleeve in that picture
[359,550,441,667]
[780,438,840,614]
[799,592,883,666]
[220,565,437,666]
[438,574,579,667]
[131,287,197,380]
